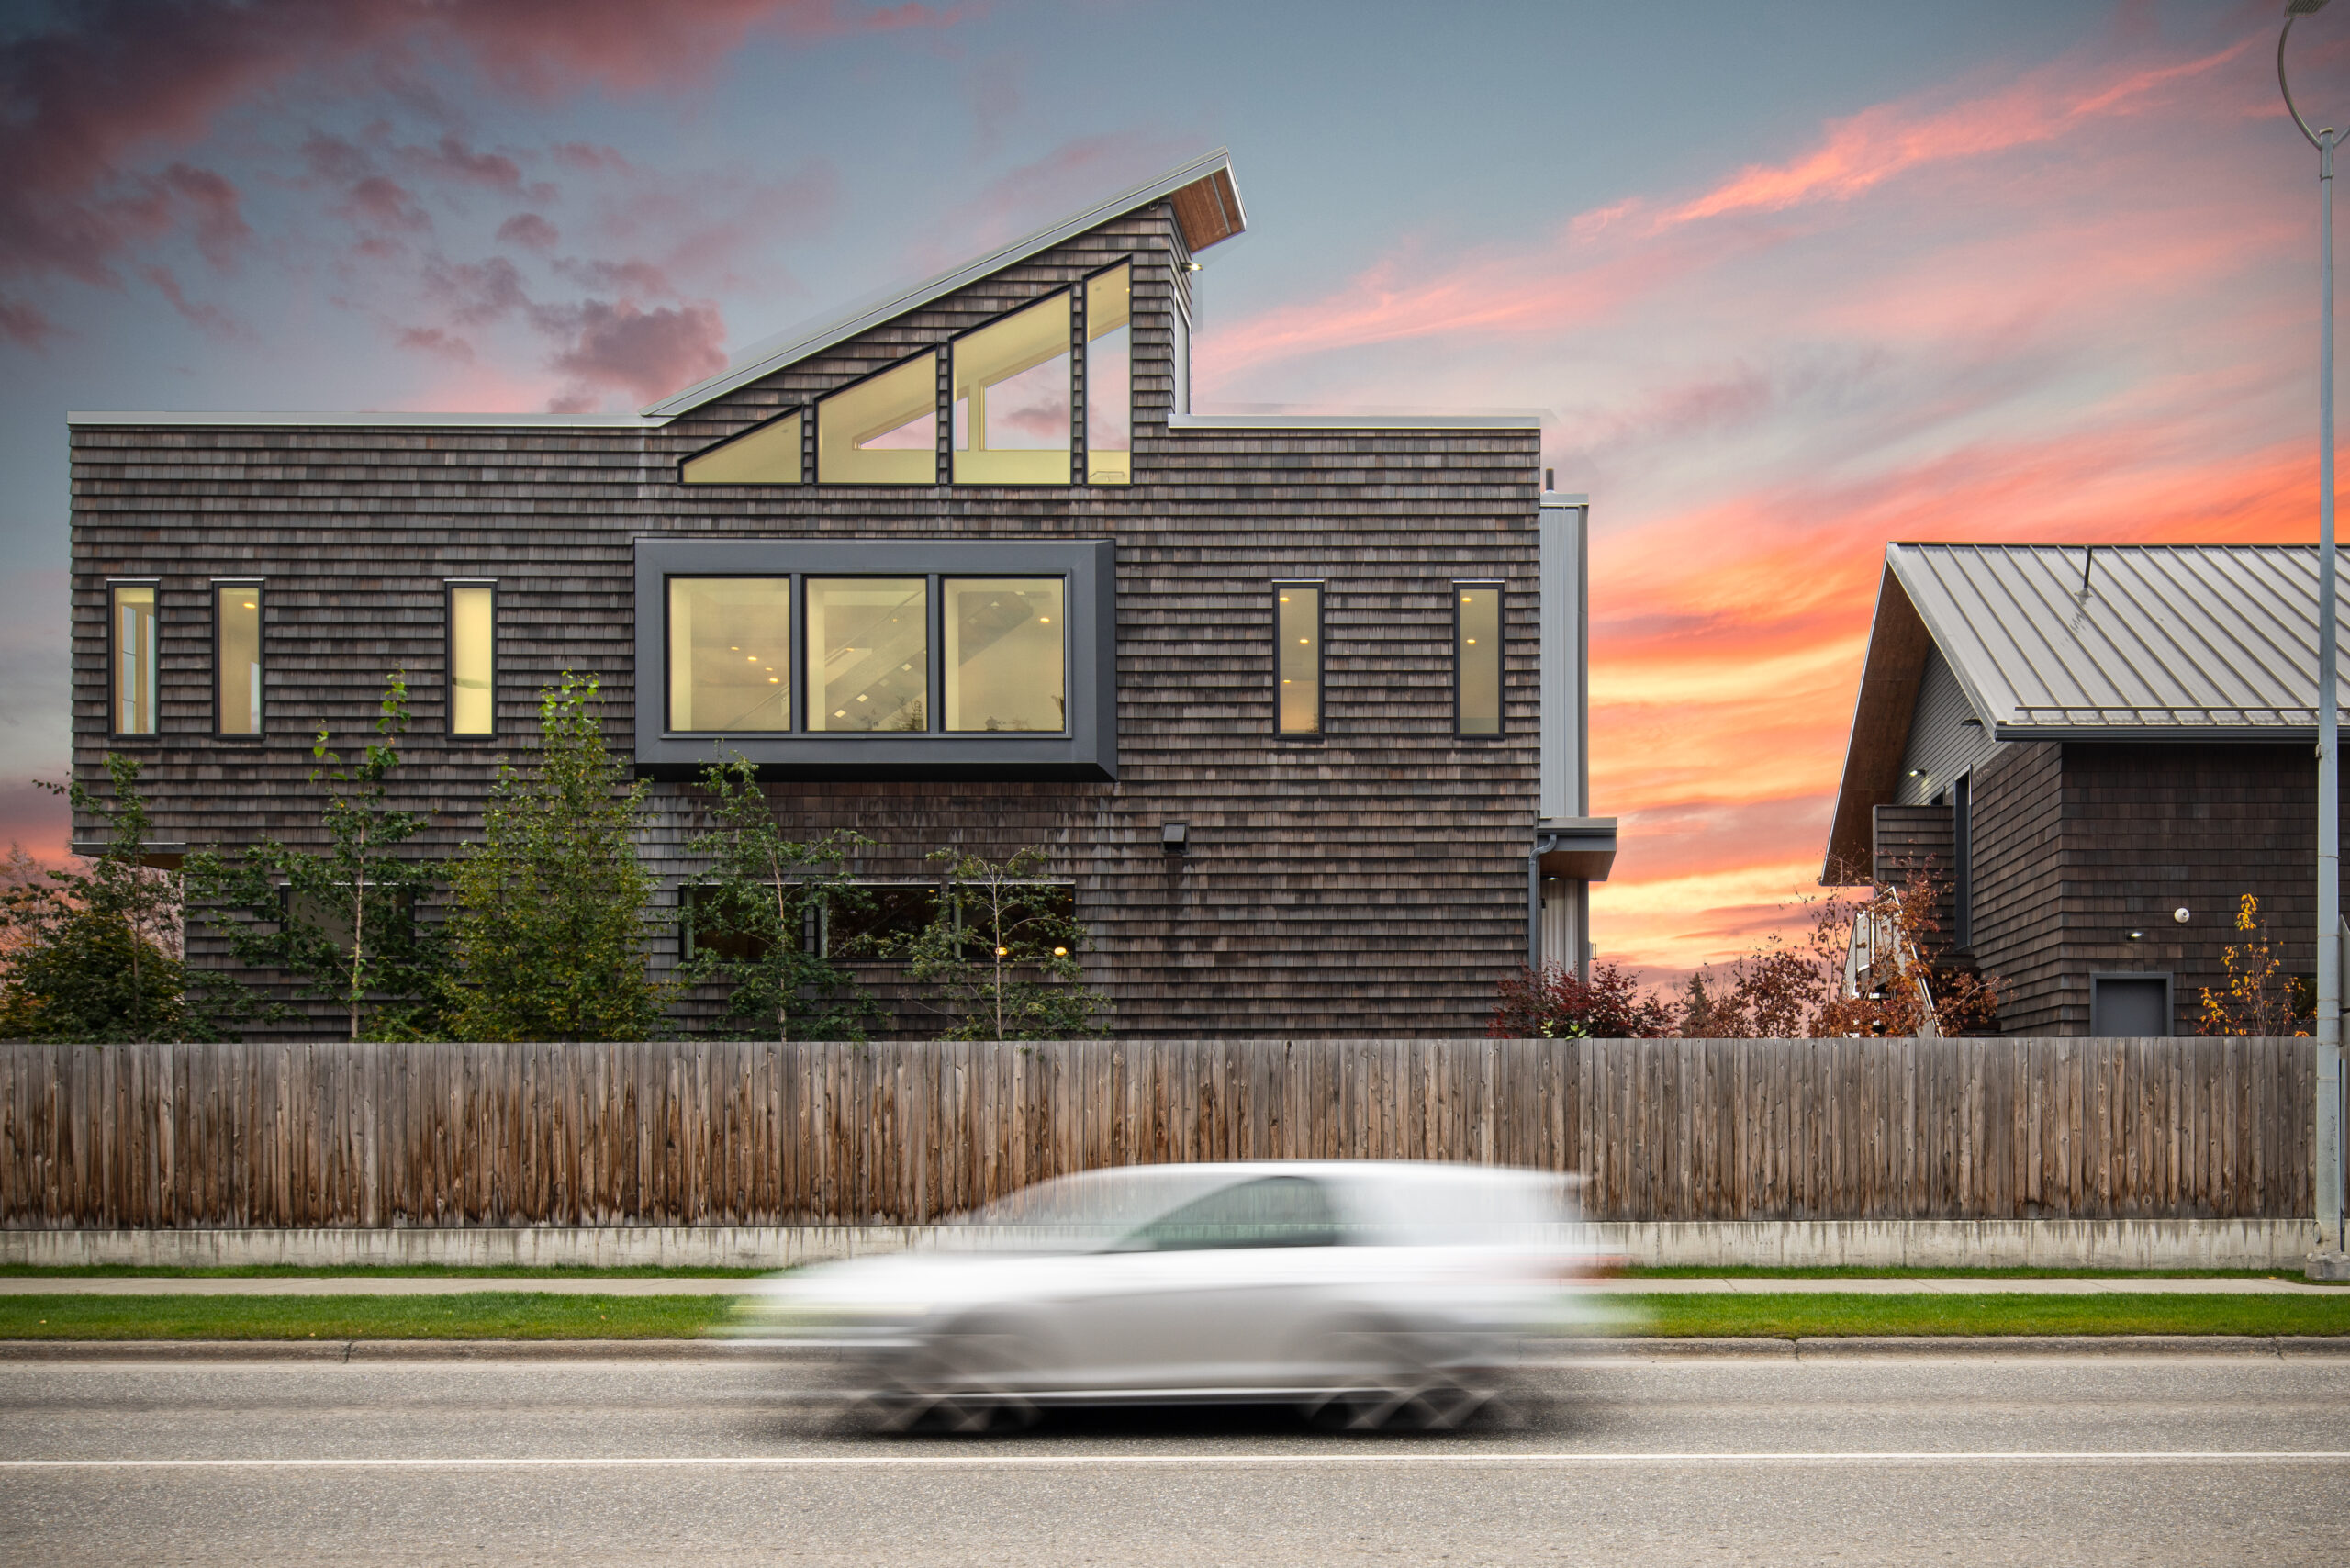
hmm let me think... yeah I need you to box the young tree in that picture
[2198,894,2311,1036]
[884,846,1106,1041]
[1489,962,1676,1039]
[445,672,671,1041]
[186,674,447,1041]
[683,754,879,1042]
[0,756,196,1042]
[1812,868,2000,1038]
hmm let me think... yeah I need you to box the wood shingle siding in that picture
[70,204,1542,1038]
[0,1036,2311,1228]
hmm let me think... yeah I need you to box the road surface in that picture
[3,1352,2345,1564]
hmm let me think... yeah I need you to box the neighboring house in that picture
[1825,542,2345,1037]
[69,151,1616,1039]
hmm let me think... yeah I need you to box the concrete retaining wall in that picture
[3,1219,2320,1271]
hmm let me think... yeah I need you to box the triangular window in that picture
[817,353,937,484]
[681,410,801,485]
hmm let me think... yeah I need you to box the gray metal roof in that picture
[1889,542,2348,739]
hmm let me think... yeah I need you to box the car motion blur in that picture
[734,1160,1614,1432]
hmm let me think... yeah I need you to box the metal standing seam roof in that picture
[1822,542,2347,882]
[1889,542,2348,739]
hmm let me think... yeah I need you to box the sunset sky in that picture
[1,0,2343,987]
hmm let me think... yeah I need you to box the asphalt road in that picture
[4,1354,2347,1565]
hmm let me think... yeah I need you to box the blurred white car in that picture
[734,1160,1616,1431]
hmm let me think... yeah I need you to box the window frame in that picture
[1080,256,1135,487]
[1452,580,1505,739]
[815,350,943,486]
[678,406,807,486]
[210,577,265,741]
[445,578,498,741]
[949,288,1076,487]
[666,574,797,736]
[633,538,1117,780]
[1272,579,1326,741]
[106,578,162,741]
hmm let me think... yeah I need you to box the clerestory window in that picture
[817,353,937,484]
[681,410,802,485]
[1085,263,1131,483]
[953,293,1071,485]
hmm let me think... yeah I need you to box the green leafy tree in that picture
[445,672,671,1041]
[0,756,197,1042]
[683,754,879,1041]
[186,674,448,1041]
[883,846,1106,1040]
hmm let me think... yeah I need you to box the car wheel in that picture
[844,1323,1042,1437]
[1300,1323,1496,1434]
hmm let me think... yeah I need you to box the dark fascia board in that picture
[632,537,1116,781]
[1537,816,1618,883]
[1822,562,1933,885]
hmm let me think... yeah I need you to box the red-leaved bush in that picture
[1488,961,1677,1039]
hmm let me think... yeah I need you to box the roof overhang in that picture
[1538,817,1617,881]
[640,148,1248,420]
[1822,563,1932,884]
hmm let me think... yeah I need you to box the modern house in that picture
[1825,542,2345,1036]
[69,151,1616,1038]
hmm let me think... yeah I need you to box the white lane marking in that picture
[5,1451,2350,1470]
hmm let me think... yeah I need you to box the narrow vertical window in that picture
[806,577,929,732]
[1085,263,1131,484]
[448,584,496,736]
[1455,584,1503,736]
[666,577,791,733]
[1275,583,1322,735]
[111,584,157,735]
[952,294,1071,485]
[214,583,261,736]
[817,353,937,484]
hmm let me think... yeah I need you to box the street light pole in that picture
[2283,0,2344,1265]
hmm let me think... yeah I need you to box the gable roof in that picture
[640,149,1246,419]
[1824,541,2348,878]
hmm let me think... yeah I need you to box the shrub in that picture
[1490,962,1676,1038]
[2198,893,2311,1036]
[880,846,1107,1041]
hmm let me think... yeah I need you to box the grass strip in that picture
[0,1292,739,1341]
[1624,1264,2336,1282]
[0,1263,776,1280]
[1628,1292,2350,1338]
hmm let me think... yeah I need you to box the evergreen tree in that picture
[0,755,196,1042]
[1679,970,1722,1036]
[885,846,1107,1041]
[683,754,878,1041]
[445,673,670,1040]
[187,674,447,1041]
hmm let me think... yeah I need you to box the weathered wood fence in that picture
[0,1036,2313,1228]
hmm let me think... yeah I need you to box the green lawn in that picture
[0,1263,777,1280]
[0,1292,740,1340]
[1630,1292,2350,1338]
[1624,1265,2340,1282]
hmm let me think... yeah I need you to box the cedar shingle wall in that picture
[69,204,1542,1038]
[1971,741,2065,1034]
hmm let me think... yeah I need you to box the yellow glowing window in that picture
[668,578,791,733]
[1276,584,1320,735]
[944,578,1064,732]
[682,411,802,484]
[953,294,1071,485]
[1085,263,1130,485]
[112,584,157,735]
[216,584,261,736]
[449,585,495,736]
[1456,585,1502,736]
[818,354,936,484]
[806,578,928,731]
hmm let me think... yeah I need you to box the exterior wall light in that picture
[2128,930,2144,942]
[2175,907,2191,924]
[1907,768,1923,778]
[1162,822,1189,853]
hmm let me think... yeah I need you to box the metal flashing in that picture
[1167,410,1545,431]
[70,410,666,429]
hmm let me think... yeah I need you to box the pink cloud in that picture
[496,213,560,251]
[545,299,729,408]
[138,263,244,339]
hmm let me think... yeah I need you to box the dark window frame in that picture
[634,538,1116,780]
[106,577,162,742]
[812,347,945,487]
[1952,771,1974,951]
[210,577,266,741]
[677,405,810,486]
[1452,579,1505,739]
[445,578,498,741]
[663,574,799,737]
[1272,579,1326,741]
[948,285,1077,489]
[1077,254,1136,488]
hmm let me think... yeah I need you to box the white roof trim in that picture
[641,149,1243,420]
[70,410,666,429]
[1167,410,1544,431]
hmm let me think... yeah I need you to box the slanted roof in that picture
[641,149,1247,419]
[1823,542,2349,879]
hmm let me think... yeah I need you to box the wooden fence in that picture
[0,1036,2314,1228]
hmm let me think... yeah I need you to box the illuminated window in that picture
[806,577,928,732]
[682,411,802,485]
[953,295,1071,485]
[817,354,936,484]
[667,577,790,733]
[215,583,262,736]
[944,578,1065,732]
[1455,584,1503,736]
[448,584,496,737]
[1085,263,1131,484]
[111,584,157,736]
[1275,583,1321,736]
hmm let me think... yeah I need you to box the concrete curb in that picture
[10,1335,2350,1363]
